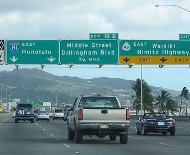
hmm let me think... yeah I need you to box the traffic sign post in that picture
[119,40,190,64]
[0,40,5,65]
[6,40,59,64]
[60,40,118,64]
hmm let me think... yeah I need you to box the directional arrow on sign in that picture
[47,56,56,62]
[160,57,167,63]
[10,56,18,62]
[123,57,130,63]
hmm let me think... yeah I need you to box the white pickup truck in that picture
[67,95,130,144]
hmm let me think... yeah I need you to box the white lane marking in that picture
[34,122,71,149]
[35,123,42,128]
[160,142,175,148]
[64,144,70,148]
[50,134,55,138]
[75,152,80,154]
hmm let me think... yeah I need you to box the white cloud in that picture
[1,0,190,90]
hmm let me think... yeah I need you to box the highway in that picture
[0,114,190,155]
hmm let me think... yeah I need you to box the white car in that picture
[48,111,53,117]
[36,110,50,121]
[53,109,64,120]
[12,111,16,117]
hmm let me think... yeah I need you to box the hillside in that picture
[0,68,180,106]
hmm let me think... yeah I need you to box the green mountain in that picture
[0,68,180,106]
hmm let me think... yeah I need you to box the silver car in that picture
[36,110,50,121]
[53,109,64,120]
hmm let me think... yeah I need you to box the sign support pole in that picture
[140,65,143,116]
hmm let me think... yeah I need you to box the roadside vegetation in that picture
[131,79,189,116]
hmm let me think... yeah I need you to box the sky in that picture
[0,0,190,91]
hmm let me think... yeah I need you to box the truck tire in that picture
[136,130,141,135]
[120,133,128,144]
[170,130,175,136]
[110,135,116,141]
[162,132,167,136]
[15,119,18,123]
[30,119,34,123]
[68,128,75,140]
[143,127,147,136]
[74,130,83,144]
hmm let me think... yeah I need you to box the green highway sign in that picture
[119,40,190,56]
[179,34,190,40]
[89,33,119,40]
[119,40,190,64]
[16,102,32,104]
[60,40,118,64]
[7,40,59,64]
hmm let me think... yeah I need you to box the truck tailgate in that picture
[82,108,127,122]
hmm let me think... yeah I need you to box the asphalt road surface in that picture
[0,114,190,155]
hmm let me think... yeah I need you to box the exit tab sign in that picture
[179,34,190,40]
[89,33,118,40]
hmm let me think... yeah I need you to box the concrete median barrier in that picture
[0,113,12,123]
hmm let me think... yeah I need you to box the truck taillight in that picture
[78,109,83,120]
[126,109,130,120]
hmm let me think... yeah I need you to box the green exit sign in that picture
[60,40,118,64]
[89,33,118,40]
[6,40,59,64]
[179,34,190,40]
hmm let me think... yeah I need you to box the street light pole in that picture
[155,4,190,13]
[140,65,143,116]
[5,86,8,103]
[55,92,58,108]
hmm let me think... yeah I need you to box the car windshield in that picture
[79,97,119,108]
[38,111,47,114]
[144,113,167,119]
[34,110,39,113]
[55,110,63,113]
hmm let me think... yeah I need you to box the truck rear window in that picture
[79,97,120,108]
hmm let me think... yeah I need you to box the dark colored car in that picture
[15,108,35,123]
[136,113,175,136]
[33,109,39,118]
[14,103,34,123]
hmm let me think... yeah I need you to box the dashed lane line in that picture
[35,123,71,148]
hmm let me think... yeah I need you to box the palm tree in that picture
[156,90,178,115]
[179,87,190,116]
[166,99,178,115]
[131,79,154,114]
[156,90,171,112]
